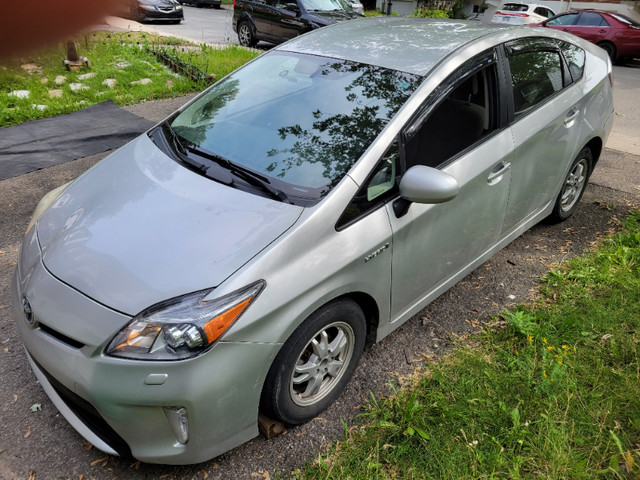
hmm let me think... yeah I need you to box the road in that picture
[105,5,237,46]
[0,59,638,479]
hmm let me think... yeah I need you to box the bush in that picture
[409,7,450,17]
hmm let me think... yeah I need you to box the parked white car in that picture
[348,0,363,14]
[492,3,555,24]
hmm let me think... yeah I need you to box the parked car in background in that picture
[13,18,613,465]
[347,0,363,14]
[180,0,221,9]
[233,0,362,46]
[121,0,184,22]
[492,3,555,24]
[536,9,640,61]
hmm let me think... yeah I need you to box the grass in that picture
[297,211,640,479]
[0,31,258,128]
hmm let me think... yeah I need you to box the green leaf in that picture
[378,421,396,428]
[609,454,620,472]
[511,407,520,427]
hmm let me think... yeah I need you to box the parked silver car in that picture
[12,17,613,464]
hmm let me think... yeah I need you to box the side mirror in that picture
[394,165,458,217]
[285,2,299,11]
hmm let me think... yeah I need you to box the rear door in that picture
[568,11,611,44]
[501,38,586,234]
[269,0,309,41]
[251,0,280,41]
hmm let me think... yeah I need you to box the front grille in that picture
[38,322,85,349]
[31,357,132,457]
[158,6,174,12]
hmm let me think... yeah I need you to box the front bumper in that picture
[138,6,184,21]
[12,228,280,464]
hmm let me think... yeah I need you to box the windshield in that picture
[300,0,349,11]
[170,52,421,201]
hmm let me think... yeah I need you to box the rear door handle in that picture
[487,161,511,183]
[564,108,579,126]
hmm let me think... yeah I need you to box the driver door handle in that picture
[487,161,511,183]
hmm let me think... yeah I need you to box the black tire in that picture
[547,147,592,223]
[237,21,256,47]
[261,299,366,425]
[597,42,616,62]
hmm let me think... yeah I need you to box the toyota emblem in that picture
[21,295,35,326]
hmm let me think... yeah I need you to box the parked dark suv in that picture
[180,0,221,9]
[232,0,362,47]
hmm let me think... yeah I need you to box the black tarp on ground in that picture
[0,101,155,180]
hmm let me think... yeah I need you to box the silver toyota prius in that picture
[12,17,614,464]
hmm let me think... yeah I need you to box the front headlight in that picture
[26,182,71,234]
[176,4,183,9]
[106,281,265,360]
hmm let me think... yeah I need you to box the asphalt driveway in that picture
[0,65,638,480]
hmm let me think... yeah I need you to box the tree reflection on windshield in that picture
[266,60,421,189]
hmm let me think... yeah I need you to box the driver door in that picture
[387,51,514,322]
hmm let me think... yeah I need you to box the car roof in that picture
[558,8,620,17]
[276,17,522,76]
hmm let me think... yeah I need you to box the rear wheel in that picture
[237,21,256,47]
[547,147,592,223]
[597,41,616,62]
[261,299,366,425]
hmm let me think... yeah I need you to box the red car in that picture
[537,9,640,62]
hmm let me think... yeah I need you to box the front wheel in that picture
[261,299,366,425]
[547,147,592,223]
[237,21,257,47]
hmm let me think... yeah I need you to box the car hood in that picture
[307,10,361,24]
[36,134,304,316]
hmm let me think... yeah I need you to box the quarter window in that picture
[559,41,585,82]
[336,142,399,229]
[534,7,554,18]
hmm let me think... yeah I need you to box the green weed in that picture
[0,32,258,127]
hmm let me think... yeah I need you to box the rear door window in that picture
[506,40,565,117]
[577,12,609,26]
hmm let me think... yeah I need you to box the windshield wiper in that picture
[162,123,234,185]
[186,145,290,203]
[162,122,290,202]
